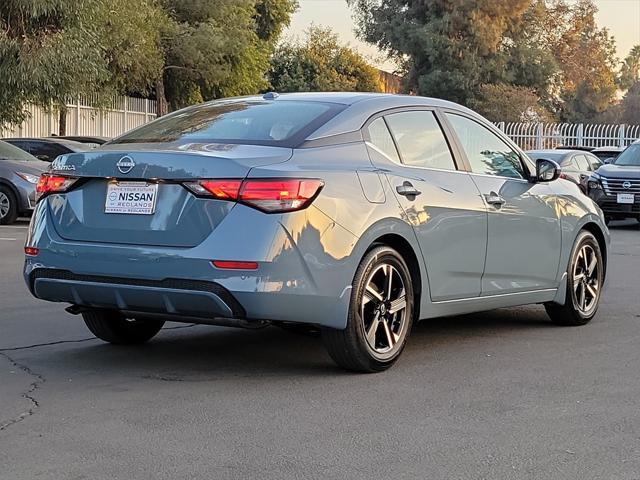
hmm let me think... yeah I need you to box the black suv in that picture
[587,141,640,224]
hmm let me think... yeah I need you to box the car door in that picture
[443,112,562,296]
[574,154,593,184]
[364,110,488,301]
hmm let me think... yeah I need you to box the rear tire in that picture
[545,231,603,326]
[82,310,165,345]
[322,246,414,373]
[0,185,18,225]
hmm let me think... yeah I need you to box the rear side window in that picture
[446,113,525,179]
[574,154,590,171]
[109,100,341,147]
[384,111,457,170]
[367,118,400,162]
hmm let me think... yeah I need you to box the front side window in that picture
[446,114,525,179]
[586,154,602,170]
[109,100,341,146]
[384,111,457,170]
[367,117,400,162]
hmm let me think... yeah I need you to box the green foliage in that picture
[619,45,640,91]
[158,0,297,112]
[349,0,619,122]
[620,83,640,124]
[0,0,297,124]
[469,84,551,123]
[268,26,382,93]
[0,0,106,124]
[349,0,530,104]
[97,0,167,95]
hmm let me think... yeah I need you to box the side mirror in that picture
[536,158,561,182]
[604,157,615,164]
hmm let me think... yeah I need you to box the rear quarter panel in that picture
[249,142,431,321]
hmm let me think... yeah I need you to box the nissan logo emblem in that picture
[623,181,632,190]
[116,156,135,174]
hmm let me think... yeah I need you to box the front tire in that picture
[322,246,414,373]
[0,185,18,225]
[82,310,165,344]
[545,231,603,326]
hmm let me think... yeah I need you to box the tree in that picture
[156,0,297,115]
[469,84,551,123]
[268,26,383,93]
[348,0,530,104]
[0,1,105,126]
[552,0,618,121]
[497,0,561,105]
[0,0,166,128]
[619,83,640,125]
[499,0,618,121]
[619,45,640,91]
[0,0,297,125]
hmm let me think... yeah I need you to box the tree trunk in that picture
[156,76,169,117]
[58,106,67,136]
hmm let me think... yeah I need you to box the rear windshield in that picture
[109,100,343,147]
[614,144,640,166]
[0,140,37,161]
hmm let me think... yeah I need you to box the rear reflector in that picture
[212,260,259,270]
[24,247,39,256]
[184,178,324,213]
[36,174,78,201]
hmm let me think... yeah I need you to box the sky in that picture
[285,0,640,72]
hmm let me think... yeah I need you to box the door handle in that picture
[485,191,506,207]
[396,182,422,198]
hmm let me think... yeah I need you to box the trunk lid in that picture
[47,143,292,247]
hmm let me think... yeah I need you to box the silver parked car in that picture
[0,140,49,224]
[24,93,609,372]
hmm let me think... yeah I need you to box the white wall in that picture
[1,96,157,139]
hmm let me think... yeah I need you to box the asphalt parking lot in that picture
[1,220,639,479]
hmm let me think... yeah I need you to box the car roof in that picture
[4,137,89,150]
[189,92,482,142]
[592,146,624,152]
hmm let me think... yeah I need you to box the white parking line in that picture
[0,237,17,241]
[0,226,28,229]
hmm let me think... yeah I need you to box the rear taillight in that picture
[24,247,39,256]
[36,174,78,201]
[184,178,324,213]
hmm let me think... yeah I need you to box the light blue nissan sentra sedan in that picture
[24,93,609,372]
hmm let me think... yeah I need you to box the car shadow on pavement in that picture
[607,219,640,230]
[31,306,555,378]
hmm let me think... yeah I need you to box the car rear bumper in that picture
[24,201,357,329]
[28,268,245,319]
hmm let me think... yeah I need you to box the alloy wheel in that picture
[361,263,408,359]
[0,191,9,219]
[572,244,600,314]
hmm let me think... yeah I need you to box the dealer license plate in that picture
[105,182,158,215]
[617,193,635,204]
